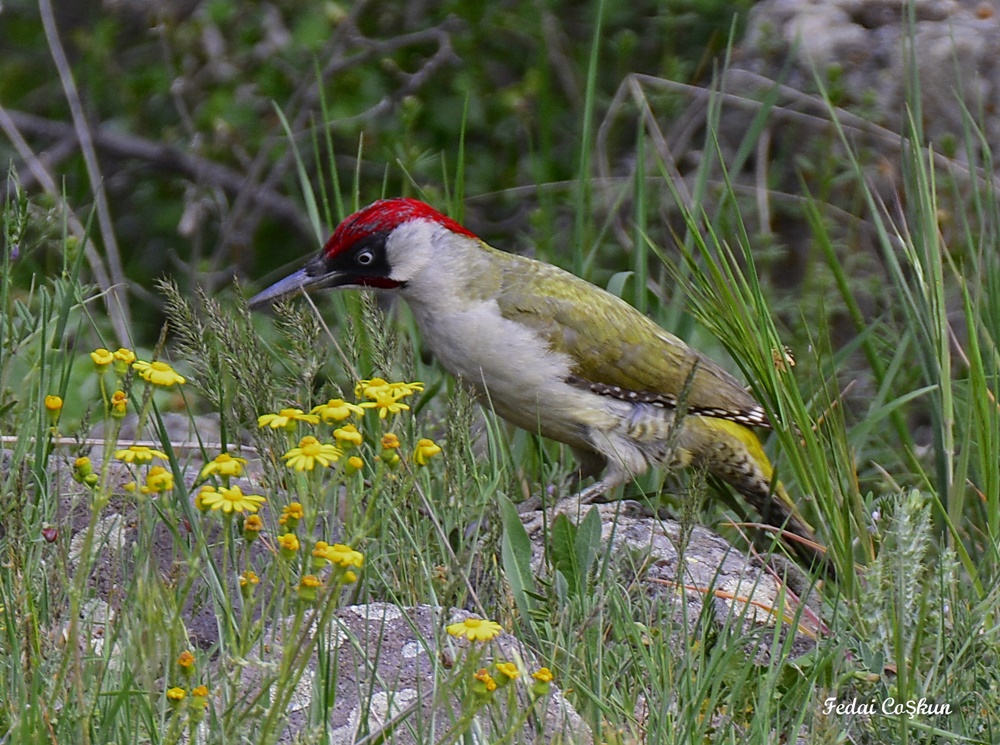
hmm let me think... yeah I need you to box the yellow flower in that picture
[140,466,174,494]
[531,666,554,695]
[91,348,114,370]
[113,348,136,375]
[333,424,363,449]
[310,540,330,569]
[413,438,442,465]
[177,650,195,670]
[199,452,248,480]
[322,543,364,569]
[389,380,424,398]
[282,436,342,472]
[44,395,63,426]
[532,667,554,683]
[166,686,186,703]
[359,390,410,418]
[189,685,209,719]
[114,445,169,464]
[298,574,323,602]
[311,398,364,423]
[132,359,186,387]
[355,377,392,400]
[113,347,136,364]
[279,502,304,528]
[473,668,497,694]
[495,661,520,681]
[243,515,263,542]
[344,455,364,475]
[177,650,196,681]
[194,485,215,512]
[278,532,300,556]
[356,378,424,400]
[239,570,260,592]
[110,390,128,418]
[72,457,96,486]
[379,433,401,468]
[342,570,358,584]
[198,485,266,514]
[257,407,320,430]
[446,617,503,642]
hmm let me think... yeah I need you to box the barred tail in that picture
[685,417,831,577]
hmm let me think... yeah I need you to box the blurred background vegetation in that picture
[7,0,999,546]
[1,0,753,342]
[6,4,1000,740]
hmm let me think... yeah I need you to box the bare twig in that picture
[2,109,313,237]
[627,71,1000,192]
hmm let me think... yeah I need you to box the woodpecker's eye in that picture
[356,250,375,266]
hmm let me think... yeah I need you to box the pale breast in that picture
[406,297,618,448]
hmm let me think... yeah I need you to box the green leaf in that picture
[499,495,537,617]
[605,270,633,299]
[575,505,602,581]
[550,513,579,595]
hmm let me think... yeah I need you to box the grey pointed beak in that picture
[248,268,312,308]
[249,265,348,308]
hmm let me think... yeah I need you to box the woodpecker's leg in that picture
[570,463,629,505]
[517,447,608,514]
[569,447,606,491]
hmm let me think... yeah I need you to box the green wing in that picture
[494,255,767,426]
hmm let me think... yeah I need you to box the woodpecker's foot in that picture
[516,473,610,515]
[569,465,633,505]
[573,480,612,504]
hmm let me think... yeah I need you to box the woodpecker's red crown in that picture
[322,198,476,259]
[248,198,478,306]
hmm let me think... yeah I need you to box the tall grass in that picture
[3,48,1000,745]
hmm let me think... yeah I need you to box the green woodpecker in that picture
[250,198,822,569]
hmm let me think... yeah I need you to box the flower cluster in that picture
[472,660,553,699]
[446,616,504,642]
[250,377,441,606]
[165,651,209,722]
[445,616,554,701]
[72,347,195,497]
[275,505,365,600]
[355,378,424,419]
[88,347,187,423]
[196,484,266,514]
[256,377,442,476]
[469,661,540,697]
[112,445,174,496]
[194,452,265,517]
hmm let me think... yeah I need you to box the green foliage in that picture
[0,0,754,318]
[4,1,1000,742]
